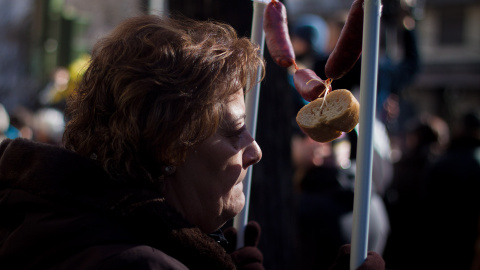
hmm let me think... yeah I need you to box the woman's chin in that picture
[224,191,246,223]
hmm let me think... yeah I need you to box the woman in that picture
[0,15,263,270]
[0,14,384,270]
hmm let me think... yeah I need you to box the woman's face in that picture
[164,89,262,233]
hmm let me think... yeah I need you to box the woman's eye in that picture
[229,128,244,138]
[227,126,246,139]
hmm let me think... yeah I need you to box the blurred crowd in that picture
[0,104,64,146]
[0,53,90,146]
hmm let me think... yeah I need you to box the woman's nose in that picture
[243,139,262,169]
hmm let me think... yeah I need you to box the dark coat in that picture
[415,136,480,270]
[0,138,236,270]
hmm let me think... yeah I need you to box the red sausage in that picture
[263,0,296,68]
[325,0,364,80]
[294,69,332,102]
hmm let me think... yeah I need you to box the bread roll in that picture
[296,89,359,142]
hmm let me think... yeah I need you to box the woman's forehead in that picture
[219,90,245,122]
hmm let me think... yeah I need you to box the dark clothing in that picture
[382,142,434,269]
[295,166,355,270]
[0,138,235,269]
[415,137,480,270]
[295,158,391,270]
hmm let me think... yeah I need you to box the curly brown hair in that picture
[63,15,264,185]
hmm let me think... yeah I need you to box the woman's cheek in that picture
[228,183,245,214]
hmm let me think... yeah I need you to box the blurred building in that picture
[408,0,480,127]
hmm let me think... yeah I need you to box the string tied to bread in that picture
[306,77,332,110]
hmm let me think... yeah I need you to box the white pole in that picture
[350,0,382,269]
[233,0,268,249]
[148,0,168,15]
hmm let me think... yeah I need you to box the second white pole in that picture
[350,0,382,268]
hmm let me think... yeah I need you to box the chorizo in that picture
[293,68,331,102]
[325,0,364,80]
[263,0,296,68]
